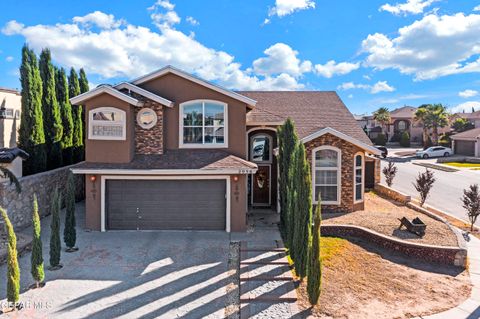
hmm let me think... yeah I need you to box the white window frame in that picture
[312,145,341,205]
[250,133,273,164]
[354,152,365,203]
[88,107,126,141]
[179,99,228,149]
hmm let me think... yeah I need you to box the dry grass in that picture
[323,192,459,247]
[443,162,480,168]
[296,237,471,319]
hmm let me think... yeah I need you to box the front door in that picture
[252,165,271,206]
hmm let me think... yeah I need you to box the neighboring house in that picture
[70,66,380,232]
[454,111,480,128]
[358,106,450,144]
[451,128,480,157]
[0,87,21,148]
[0,147,29,181]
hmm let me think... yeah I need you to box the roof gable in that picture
[70,85,142,106]
[114,82,174,107]
[131,66,257,107]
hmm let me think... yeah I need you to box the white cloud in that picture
[1,9,309,90]
[186,16,199,26]
[253,43,312,77]
[474,5,480,12]
[348,94,353,98]
[5,56,13,62]
[450,101,480,113]
[148,0,175,11]
[337,81,395,94]
[459,89,479,98]
[363,74,371,80]
[151,11,181,28]
[362,13,480,80]
[269,0,315,17]
[380,0,438,16]
[314,60,360,78]
[73,11,124,29]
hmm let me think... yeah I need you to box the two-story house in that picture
[71,66,380,232]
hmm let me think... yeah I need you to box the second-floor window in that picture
[88,107,126,140]
[180,100,227,148]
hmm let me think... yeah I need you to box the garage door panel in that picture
[455,141,475,156]
[106,179,226,230]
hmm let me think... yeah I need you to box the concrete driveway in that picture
[0,203,232,319]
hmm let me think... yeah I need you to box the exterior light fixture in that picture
[233,175,239,182]
[90,175,97,183]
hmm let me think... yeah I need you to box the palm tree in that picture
[373,107,391,138]
[426,104,449,145]
[414,104,431,147]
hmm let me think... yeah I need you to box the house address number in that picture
[238,169,256,174]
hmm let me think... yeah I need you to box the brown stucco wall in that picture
[84,174,247,232]
[138,73,248,158]
[304,133,364,213]
[84,93,135,163]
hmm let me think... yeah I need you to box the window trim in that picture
[250,133,273,164]
[179,99,228,149]
[312,145,341,205]
[88,107,126,141]
[353,152,365,204]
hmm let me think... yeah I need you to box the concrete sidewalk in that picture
[417,235,480,319]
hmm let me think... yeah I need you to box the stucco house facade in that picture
[71,66,380,232]
[0,87,21,148]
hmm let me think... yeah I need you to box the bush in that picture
[31,194,45,288]
[400,131,410,147]
[382,161,397,187]
[413,169,436,206]
[307,202,321,305]
[0,208,20,305]
[375,133,387,146]
[49,188,62,269]
[390,132,401,143]
[462,184,480,232]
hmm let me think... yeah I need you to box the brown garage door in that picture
[106,179,226,230]
[455,141,475,156]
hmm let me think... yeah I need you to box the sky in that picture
[1,0,480,115]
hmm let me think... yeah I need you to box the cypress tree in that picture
[64,172,77,251]
[78,68,89,162]
[307,202,322,305]
[55,67,74,165]
[49,188,62,270]
[69,68,83,163]
[39,48,63,170]
[19,45,46,175]
[79,68,89,93]
[292,143,312,278]
[0,208,20,307]
[31,194,45,288]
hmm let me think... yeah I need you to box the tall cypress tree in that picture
[79,68,89,94]
[49,188,62,270]
[1,208,20,306]
[19,45,46,175]
[55,67,74,165]
[292,143,312,278]
[39,48,63,170]
[307,202,322,305]
[31,194,45,288]
[78,68,89,162]
[69,68,83,163]
[64,172,77,251]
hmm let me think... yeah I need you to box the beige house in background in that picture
[0,87,21,148]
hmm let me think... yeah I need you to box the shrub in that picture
[400,131,410,147]
[462,184,480,232]
[390,132,401,143]
[49,188,62,269]
[382,161,397,187]
[0,208,20,306]
[307,202,321,305]
[31,194,45,288]
[375,133,387,146]
[413,169,436,206]
[64,173,77,250]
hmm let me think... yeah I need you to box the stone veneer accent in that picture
[120,90,164,155]
[0,164,84,231]
[304,133,364,213]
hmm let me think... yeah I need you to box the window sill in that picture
[179,144,228,149]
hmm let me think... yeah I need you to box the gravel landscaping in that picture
[296,237,471,319]
[323,192,459,247]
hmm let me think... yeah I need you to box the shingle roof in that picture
[239,91,372,145]
[390,106,417,118]
[72,150,257,172]
[451,128,480,139]
[0,148,29,164]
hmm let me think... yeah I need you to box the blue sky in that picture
[1,0,480,115]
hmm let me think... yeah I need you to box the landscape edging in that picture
[321,224,467,268]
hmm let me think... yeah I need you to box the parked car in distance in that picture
[416,146,452,159]
[375,145,388,158]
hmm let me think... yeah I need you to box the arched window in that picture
[354,153,364,202]
[312,146,341,205]
[179,100,227,148]
[88,107,126,140]
[250,134,272,163]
